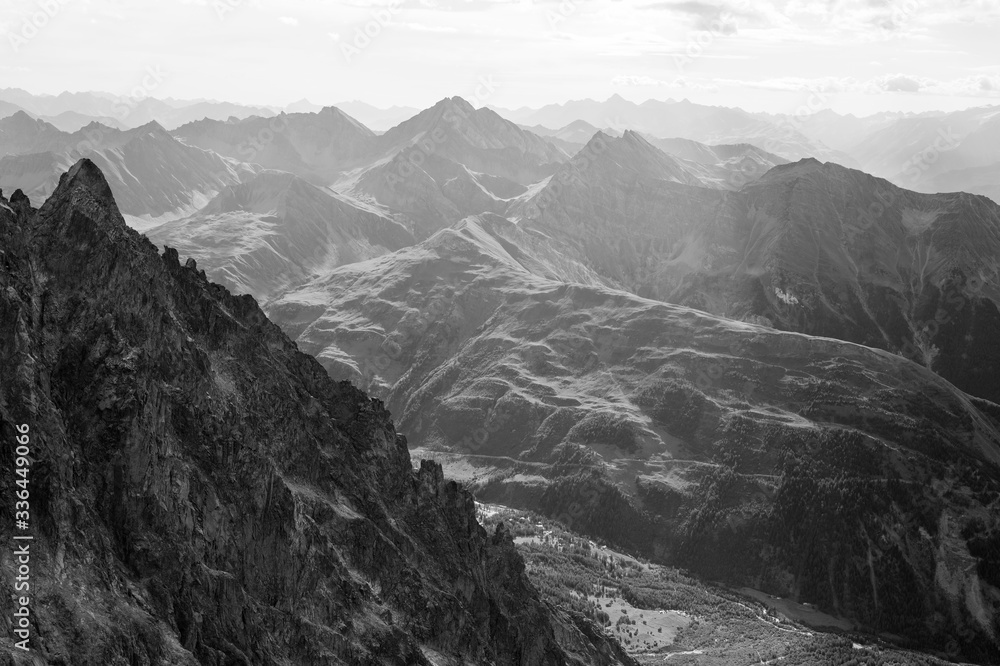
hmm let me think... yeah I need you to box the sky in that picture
[0,0,998,116]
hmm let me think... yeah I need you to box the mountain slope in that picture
[38,110,130,132]
[647,136,789,187]
[172,107,377,184]
[0,162,633,665]
[850,106,1000,200]
[267,215,1000,662]
[514,142,1000,404]
[333,101,421,132]
[0,111,70,156]
[0,115,255,229]
[372,97,568,185]
[0,100,26,120]
[148,171,415,303]
[343,97,567,238]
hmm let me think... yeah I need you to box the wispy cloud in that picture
[279,16,299,26]
[611,74,720,91]
[402,22,460,32]
[715,74,1000,97]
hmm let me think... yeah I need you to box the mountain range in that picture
[265,208,1000,660]
[510,136,1000,405]
[4,91,1000,663]
[0,88,278,130]
[0,111,255,229]
[492,95,859,167]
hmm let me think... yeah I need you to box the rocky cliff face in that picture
[0,160,633,665]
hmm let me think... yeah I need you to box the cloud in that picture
[611,74,719,91]
[612,74,664,86]
[279,16,298,26]
[402,22,460,32]
[639,0,788,31]
[642,0,751,19]
[878,74,922,92]
[715,74,1000,98]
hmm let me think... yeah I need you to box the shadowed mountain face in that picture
[148,171,415,304]
[513,138,1000,404]
[266,215,1000,662]
[0,113,254,229]
[0,162,634,666]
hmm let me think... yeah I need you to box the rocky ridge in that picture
[0,160,633,665]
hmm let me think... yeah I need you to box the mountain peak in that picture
[756,156,827,181]
[2,109,43,128]
[563,119,597,131]
[584,129,614,149]
[133,119,169,136]
[437,96,477,114]
[39,158,121,225]
[64,157,114,193]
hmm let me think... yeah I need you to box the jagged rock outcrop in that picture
[0,162,634,665]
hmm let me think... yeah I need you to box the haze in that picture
[1,0,999,115]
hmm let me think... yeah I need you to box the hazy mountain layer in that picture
[0,87,276,129]
[492,96,857,166]
[851,106,1000,202]
[0,113,255,228]
[172,107,377,184]
[334,100,422,132]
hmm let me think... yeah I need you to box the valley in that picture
[477,503,964,665]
